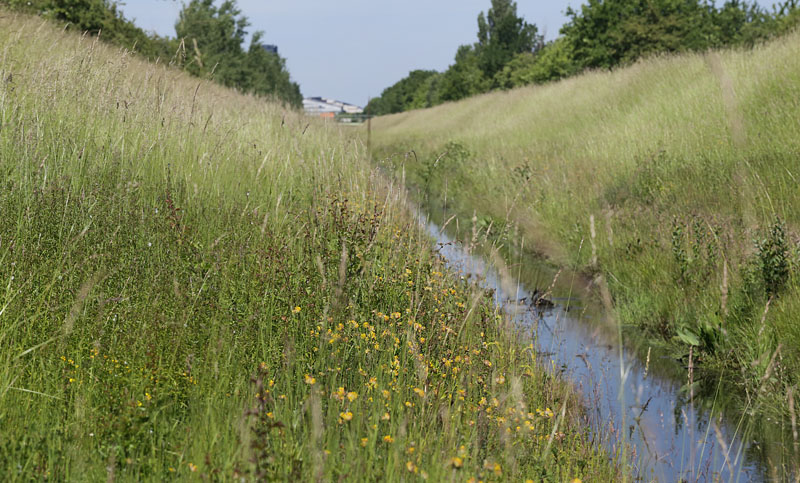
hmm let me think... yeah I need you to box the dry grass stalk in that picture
[589,214,597,267]
[721,260,729,319]
[789,387,799,477]
[712,421,735,478]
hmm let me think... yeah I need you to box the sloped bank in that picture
[0,9,615,480]
[369,28,800,478]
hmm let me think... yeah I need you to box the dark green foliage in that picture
[475,0,542,81]
[562,0,713,70]
[175,0,248,83]
[243,32,302,104]
[495,38,578,89]
[368,0,538,112]
[757,218,790,297]
[438,46,491,102]
[174,0,301,107]
[365,70,439,115]
[561,0,799,70]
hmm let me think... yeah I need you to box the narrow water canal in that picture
[417,211,795,482]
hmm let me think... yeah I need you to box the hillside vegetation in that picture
[366,0,800,116]
[370,30,800,414]
[0,0,303,106]
[0,10,614,481]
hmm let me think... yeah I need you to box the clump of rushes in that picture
[0,8,612,481]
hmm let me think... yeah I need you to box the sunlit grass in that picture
[0,10,614,481]
[369,29,800,420]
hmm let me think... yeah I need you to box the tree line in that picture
[365,0,800,116]
[1,0,302,107]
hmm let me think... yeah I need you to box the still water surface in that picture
[417,210,795,482]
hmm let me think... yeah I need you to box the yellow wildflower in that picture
[304,374,316,385]
[339,411,353,422]
[450,457,463,468]
[292,306,301,313]
[493,463,502,476]
[383,435,394,443]
[346,391,358,402]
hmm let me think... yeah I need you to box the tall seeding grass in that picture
[370,29,800,418]
[0,10,614,481]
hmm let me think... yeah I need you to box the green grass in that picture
[0,10,614,481]
[369,30,800,417]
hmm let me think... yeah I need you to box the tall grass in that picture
[0,10,614,480]
[369,30,800,416]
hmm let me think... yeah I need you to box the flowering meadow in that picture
[0,10,615,481]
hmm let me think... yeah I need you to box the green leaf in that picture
[676,328,700,346]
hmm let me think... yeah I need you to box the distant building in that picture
[303,97,364,118]
[261,44,278,54]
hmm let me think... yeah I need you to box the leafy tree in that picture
[175,0,301,107]
[475,0,542,82]
[243,33,302,107]
[175,0,249,85]
[560,0,799,70]
[495,37,577,89]
[365,70,438,115]
[407,72,444,110]
[439,45,491,102]
[561,0,715,70]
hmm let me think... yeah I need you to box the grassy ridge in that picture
[0,11,613,481]
[369,31,800,415]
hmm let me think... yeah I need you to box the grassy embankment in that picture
[369,31,800,416]
[0,10,615,481]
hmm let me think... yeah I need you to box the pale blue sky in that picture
[117,1,774,107]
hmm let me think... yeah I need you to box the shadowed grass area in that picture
[369,29,800,418]
[0,10,614,481]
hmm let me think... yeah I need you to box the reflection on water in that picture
[418,211,795,482]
